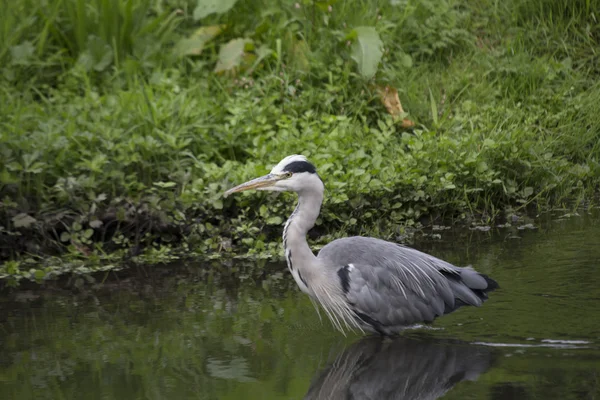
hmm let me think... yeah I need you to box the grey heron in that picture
[225,155,499,335]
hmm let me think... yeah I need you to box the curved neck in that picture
[283,190,323,272]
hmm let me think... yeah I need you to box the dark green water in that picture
[1,210,599,399]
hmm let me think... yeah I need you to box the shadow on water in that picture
[1,208,600,399]
[304,335,497,400]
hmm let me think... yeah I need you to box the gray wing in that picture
[304,336,496,400]
[317,237,498,333]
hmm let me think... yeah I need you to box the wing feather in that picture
[317,236,498,332]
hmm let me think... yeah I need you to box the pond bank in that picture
[1,207,595,289]
[1,0,599,282]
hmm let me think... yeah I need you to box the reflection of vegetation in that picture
[0,265,345,399]
[1,0,599,279]
[2,214,600,399]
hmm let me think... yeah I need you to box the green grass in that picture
[1,0,599,283]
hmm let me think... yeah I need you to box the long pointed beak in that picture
[224,174,284,197]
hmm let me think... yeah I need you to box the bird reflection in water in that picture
[304,335,496,400]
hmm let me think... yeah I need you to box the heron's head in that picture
[224,155,323,196]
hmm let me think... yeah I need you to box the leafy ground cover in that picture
[1,0,599,284]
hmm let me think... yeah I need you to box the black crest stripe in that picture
[283,161,316,174]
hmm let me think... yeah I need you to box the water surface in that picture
[1,210,599,399]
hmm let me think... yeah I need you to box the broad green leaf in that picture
[87,36,113,72]
[259,205,268,217]
[350,26,383,79]
[34,270,46,280]
[314,0,337,12]
[10,42,34,65]
[174,25,225,57]
[483,138,496,148]
[89,220,103,228]
[214,38,252,74]
[290,38,310,73]
[523,187,534,197]
[154,181,177,188]
[77,36,113,72]
[95,193,107,202]
[12,213,36,228]
[60,232,71,242]
[266,216,283,225]
[194,0,238,20]
[4,261,19,275]
[399,53,413,68]
[252,45,273,68]
[410,139,423,150]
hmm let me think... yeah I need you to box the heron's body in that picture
[317,237,496,334]
[225,155,499,335]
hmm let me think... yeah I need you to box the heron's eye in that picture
[284,172,293,178]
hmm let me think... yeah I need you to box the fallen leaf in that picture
[378,85,404,115]
[73,242,92,256]
[376,85,415,128]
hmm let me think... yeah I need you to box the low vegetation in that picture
[1,0,599,284]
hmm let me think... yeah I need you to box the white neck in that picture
[283,189,323,292]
